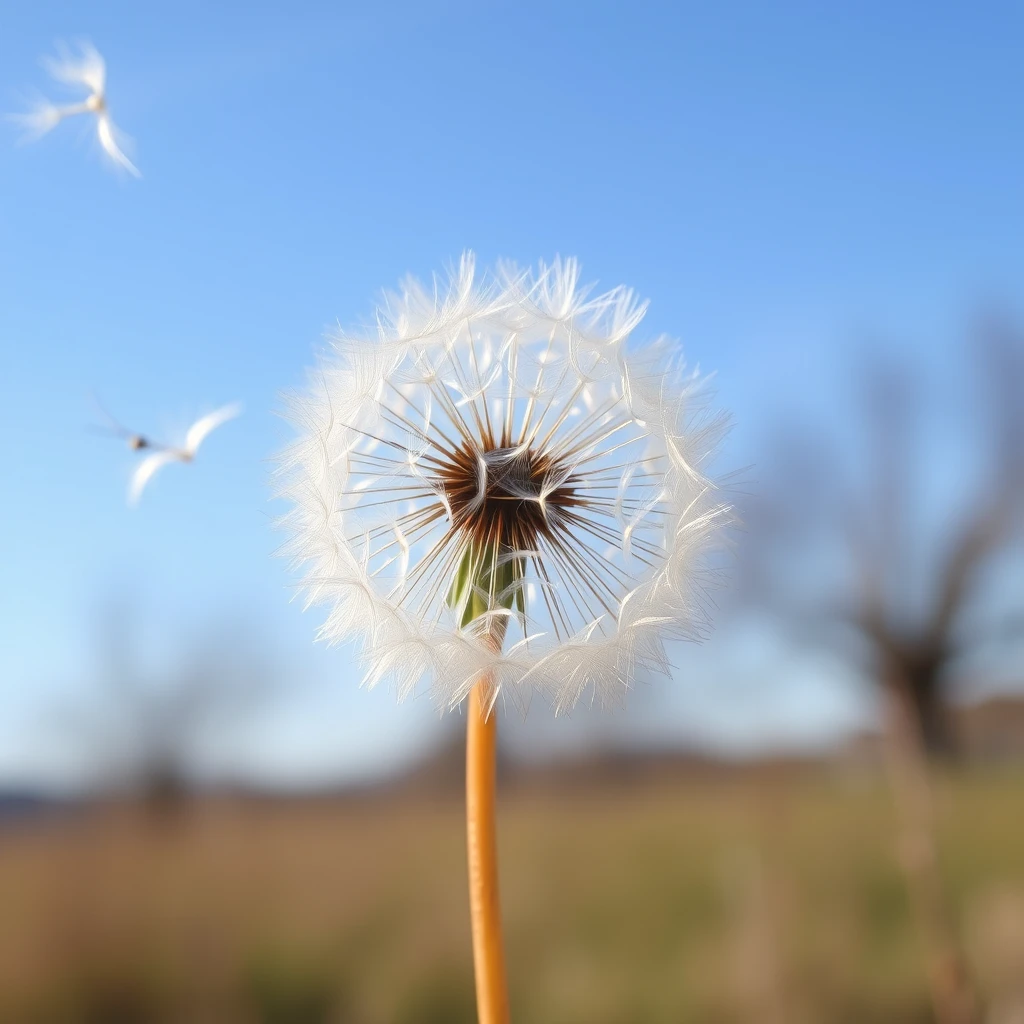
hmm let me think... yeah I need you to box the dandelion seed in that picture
[10,41,140,177]
[91,398,242,504]
[129,404,242,505]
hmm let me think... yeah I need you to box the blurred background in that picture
[1,1,1023,1021]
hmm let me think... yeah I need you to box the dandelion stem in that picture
[466,676,510,1024]
[451,540,515,1024]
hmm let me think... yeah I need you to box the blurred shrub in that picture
[391,965,476,1024]
[244,952,343,1024]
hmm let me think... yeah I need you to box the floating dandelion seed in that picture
[10,42,140,177]
[277,254,730,712]
[277,255,731,1024]
[91,398,242,505]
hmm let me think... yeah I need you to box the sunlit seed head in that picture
[276,254,732,713]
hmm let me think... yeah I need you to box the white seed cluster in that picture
[277,255,730,714]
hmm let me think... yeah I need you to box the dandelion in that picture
[10,42,140,177]
[276,254,730,1022]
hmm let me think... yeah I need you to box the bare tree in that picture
[740,315,1024,756]
[738,314,1024,1024]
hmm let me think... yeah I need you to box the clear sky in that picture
[2,1,1022,790]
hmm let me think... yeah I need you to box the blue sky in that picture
[1,1,1022,789]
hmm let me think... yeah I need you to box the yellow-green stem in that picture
[450,542,517,1024]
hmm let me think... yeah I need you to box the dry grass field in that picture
[1,763,1023,1023]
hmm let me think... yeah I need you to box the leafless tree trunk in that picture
[883,673,979,1024]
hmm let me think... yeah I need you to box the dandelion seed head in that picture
[277,255,731,712]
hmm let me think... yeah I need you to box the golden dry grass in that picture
[1,764,1023,1022]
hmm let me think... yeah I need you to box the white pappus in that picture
[91,399,243,505]
[10,41,140,177]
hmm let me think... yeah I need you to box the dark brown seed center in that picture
[437,444,576,548]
